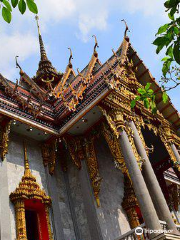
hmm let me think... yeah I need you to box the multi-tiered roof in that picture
[0,17,179,137]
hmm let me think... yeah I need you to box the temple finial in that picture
[35,15,41,35]
[121,19,130,37]
[68,47,73,66]
[35,15,47,61]
[23,141,31,176]
[15,56,21,70]
[92,35,99,53]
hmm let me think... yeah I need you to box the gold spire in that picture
[34,15,59,84]
[23,141,31,176]
[35,15,48,61]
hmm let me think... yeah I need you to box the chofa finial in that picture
[92,35,99,53]
[68,47,73,66]
[121,19,130,37]
[15,56,21,70]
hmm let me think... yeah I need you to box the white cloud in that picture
[78,11,108,42]
[35,0,165,41]
[0,0,166,79]
[0,32,38,79]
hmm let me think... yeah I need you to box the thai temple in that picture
[1,16,180,240]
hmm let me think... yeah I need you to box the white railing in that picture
[115,223,149,240]
[159,220,180,232]
[116,221,180,240]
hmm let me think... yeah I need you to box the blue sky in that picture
[0,0,179,112]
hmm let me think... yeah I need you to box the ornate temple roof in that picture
[0,20,179,138]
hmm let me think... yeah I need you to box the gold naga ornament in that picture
[10,142,53,240]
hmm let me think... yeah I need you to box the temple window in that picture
[10,142,53,240]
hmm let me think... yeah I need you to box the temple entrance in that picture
[24,199,50,240]
[25,210,39,240]
[141,126,180,217]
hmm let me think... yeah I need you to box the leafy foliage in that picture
[131,83,158,114]
[153,0,180,77]
[0,0,38,23]
[131,0,180,113]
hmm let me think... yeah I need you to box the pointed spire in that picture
[35,15,48,61]
[33,15,61,86]
[23,141,31,176]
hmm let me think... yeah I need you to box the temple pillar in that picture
[129,121,179,234]
[171,143,180,164]
[78,159,103,240]
[119,129,161,238]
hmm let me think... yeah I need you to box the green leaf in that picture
[156,24,169,35]
[161,56,171,61]
[131,100,137,108]
[166,45,173,58]
[137,88,146,95]
[156,45,165,54]
[162,91,168,103]
[26,0,38,14]
[170,6,177,16]
[145,83,151,91]
[18,0,26,14]
[152,106,157,114]
[173,42,180,64]
[153,37,167,46]
[165,0,179,8]
[147,89,154,94]
[2,6,11,23]
[173,26,179,35]
[168,12,174,20]
[11,0,18,8]
[135,96,141,101]
[144,98,150,109]
[3,0,12,11]
[162,60,172,77]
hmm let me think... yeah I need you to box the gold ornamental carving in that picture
[101,122,127,174]
[122,175,141,229]
[85,137,102,207]
[99,106,124,138]
[0,119,11,161]
[65,137,84,169]
[10,142,53,240]
[41,139,57,175]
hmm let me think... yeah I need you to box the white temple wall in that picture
[67,155,92,240]
[55,157,77,239]
[94,135,131,240]
[6,133,49,240]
